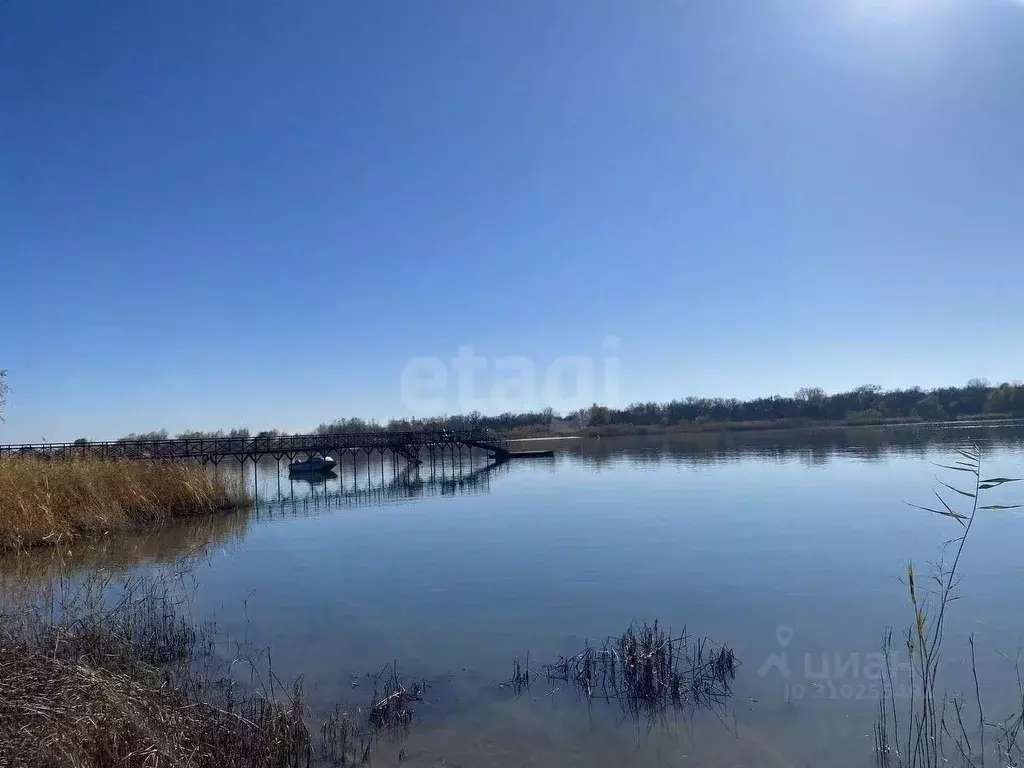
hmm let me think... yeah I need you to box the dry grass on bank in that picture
[0,574,311,768]
[0,644,309,768]
[0,458,251,551]
[0,569,416,767]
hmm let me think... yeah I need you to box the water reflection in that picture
[4,425,1020,587]
[0,511,249,586]
[567,423,1022,469]
[242,444,504,503]
[288,468,338,484]
[1,426,1023,767]
[256,461,507,516]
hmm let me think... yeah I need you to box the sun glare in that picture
[849,0,933,21]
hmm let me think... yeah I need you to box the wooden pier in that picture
[0,429,514,467]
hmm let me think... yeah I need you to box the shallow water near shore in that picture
[4,425,1024,766]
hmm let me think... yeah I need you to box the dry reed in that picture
[318,663,429,765]
[0,572,309,768]
[507,620,738,728]
[367,662,427,734]
[0,645,311,767]
[0,565,432,767]
[0,457,251,551]
[874,444,1023,767]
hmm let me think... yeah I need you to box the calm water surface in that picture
[5,425,1024,767]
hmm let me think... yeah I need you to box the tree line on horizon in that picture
[97,379,1024,444]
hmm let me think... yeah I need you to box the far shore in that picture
[493,414,1024,443]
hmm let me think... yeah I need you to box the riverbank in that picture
[494,413,1023,441]
[0,574,310,767]
[0,457,250,551]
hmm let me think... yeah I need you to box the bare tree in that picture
[0,370,7,421]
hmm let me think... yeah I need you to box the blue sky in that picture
[2,0,1023,441]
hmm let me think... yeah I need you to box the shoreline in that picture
[495,415,1024,443]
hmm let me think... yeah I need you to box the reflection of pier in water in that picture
[0,461,510,587]
[254,459,507,514]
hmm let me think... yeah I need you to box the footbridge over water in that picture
[0,429,519,467]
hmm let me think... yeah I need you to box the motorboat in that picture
[288,455,337,473]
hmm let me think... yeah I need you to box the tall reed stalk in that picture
[875,444,1021,767]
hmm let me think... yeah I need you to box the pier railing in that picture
[0,429,509,465]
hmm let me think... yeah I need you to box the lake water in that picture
[4,425,1024,767]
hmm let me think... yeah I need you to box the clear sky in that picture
[2,0,1023,442]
